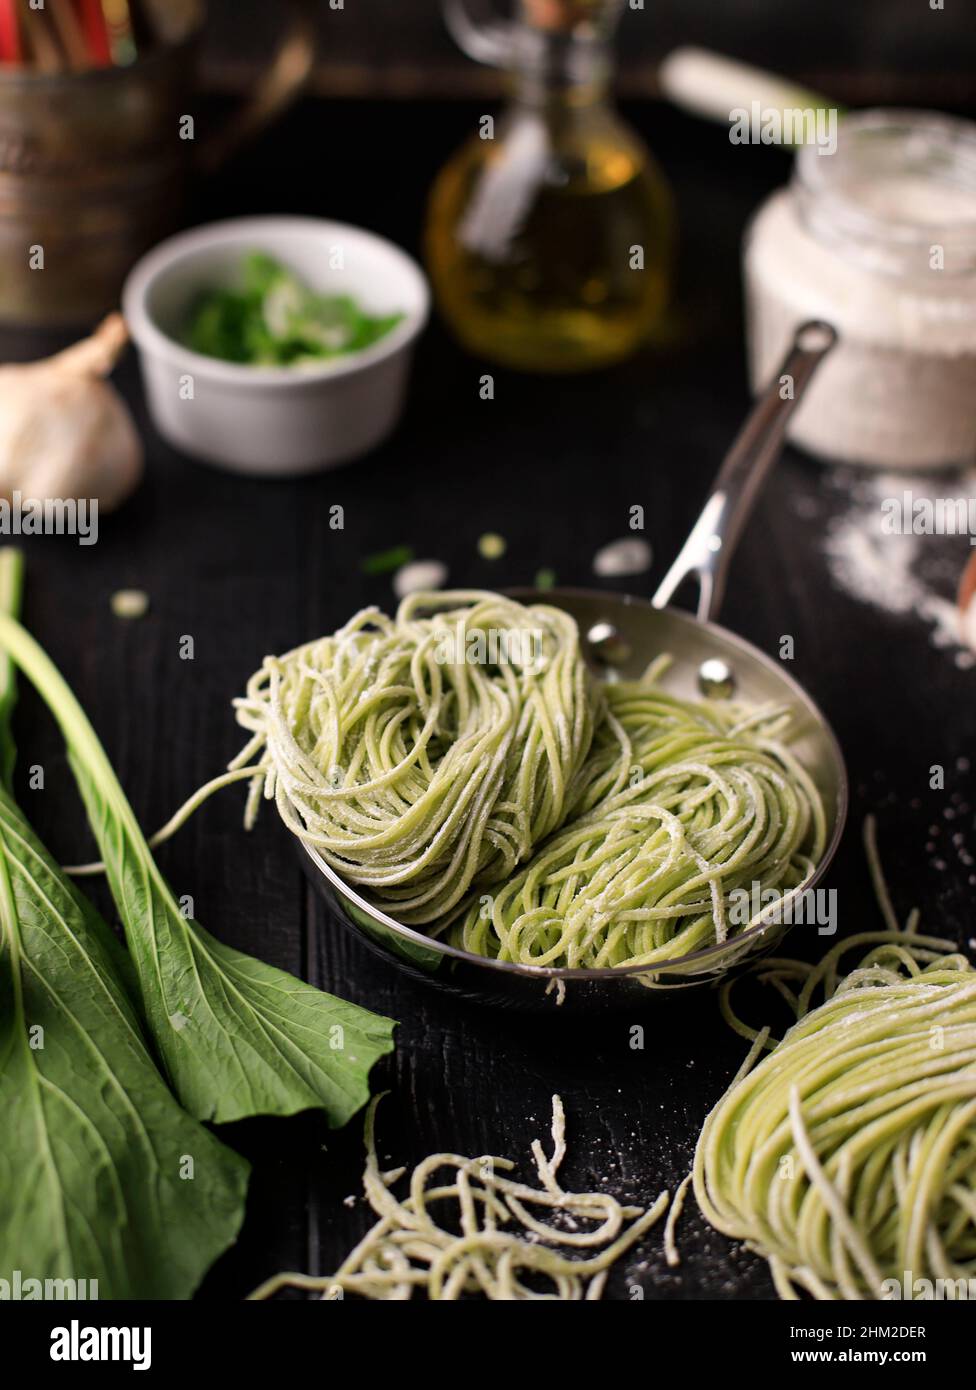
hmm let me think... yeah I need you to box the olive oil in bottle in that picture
[426,0,674,373]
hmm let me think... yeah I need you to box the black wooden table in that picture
[11,98,976,1301]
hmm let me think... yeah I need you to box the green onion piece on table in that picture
[361,544,415,576]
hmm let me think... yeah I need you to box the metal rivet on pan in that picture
[586,621,632,668]
[698,657,735,699]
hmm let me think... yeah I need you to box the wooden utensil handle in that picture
[197,0,316,174]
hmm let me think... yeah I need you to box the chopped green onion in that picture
[362,545,415,576]
[184,252,404,367]
[478,533,507,560]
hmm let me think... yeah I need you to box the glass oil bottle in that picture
[425,0,674,373]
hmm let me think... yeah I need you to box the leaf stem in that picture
[0,549,24,789]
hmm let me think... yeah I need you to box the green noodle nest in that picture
[233,591,596,923]
[233,591,826,966]
[453,681,826,968]
[695,931,976,1299]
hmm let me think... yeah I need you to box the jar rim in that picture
[794,109,976,275]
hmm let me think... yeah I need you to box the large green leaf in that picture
[0,606,396,1126]
[0,791,250,1298]
[0,552,249,1298]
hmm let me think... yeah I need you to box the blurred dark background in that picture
[202,0,976,106]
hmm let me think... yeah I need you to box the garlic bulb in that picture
[0,315,142,513]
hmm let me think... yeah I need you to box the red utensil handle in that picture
[0,0,23,63]
[74,0,111,65]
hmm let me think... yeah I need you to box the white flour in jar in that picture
[745,113,976,470]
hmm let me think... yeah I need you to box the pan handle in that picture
[652,320,837,623]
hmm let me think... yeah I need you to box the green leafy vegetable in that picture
[0,603,396,1127]
[184,252,405,367]
[0,550,249,1298]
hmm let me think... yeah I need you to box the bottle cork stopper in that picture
[521,0,614,34]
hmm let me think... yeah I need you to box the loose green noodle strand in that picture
[249,1094,669,1301]
[63,764,263,876]
[694,821,976,1299]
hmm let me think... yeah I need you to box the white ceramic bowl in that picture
[122,216,429,476]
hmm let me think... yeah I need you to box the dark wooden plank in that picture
[200,0,976,105]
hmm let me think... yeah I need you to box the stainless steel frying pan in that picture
[300,322,847,1009]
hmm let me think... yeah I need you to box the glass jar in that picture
[425,0,674,373]
[744,110,976,469]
